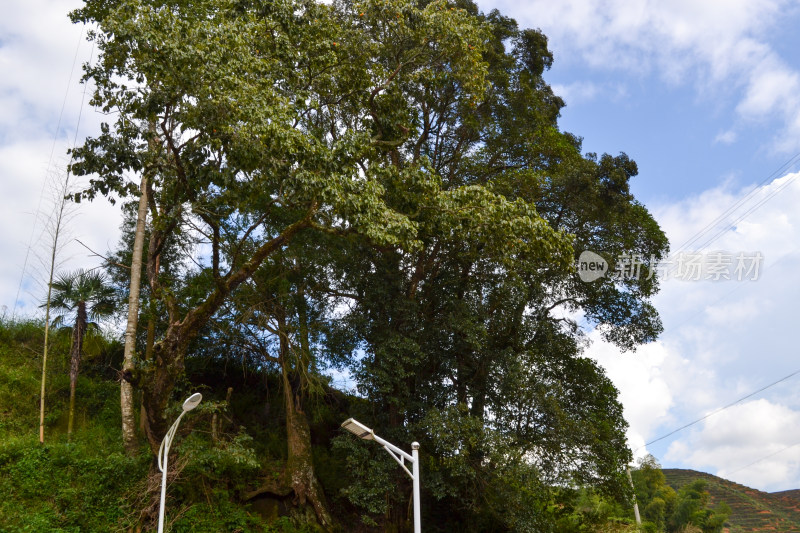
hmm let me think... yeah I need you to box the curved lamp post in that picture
[157,393,202,533]
[341,418,421,533]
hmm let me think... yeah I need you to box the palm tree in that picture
[48,269,116,439]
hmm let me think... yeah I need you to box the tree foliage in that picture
[46,269,116,439]
[69,0,669,529]
[630,456,729,533]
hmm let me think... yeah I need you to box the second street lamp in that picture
[157,392,202,533]
[341,418,421,533]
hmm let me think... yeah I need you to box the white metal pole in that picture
[627,466,641,527]
[157,433,170,533]
[341,419,422,532]
[373,434,414,462]
[411,442,421,533]
[157,412,184,533]
[156,393,201,533]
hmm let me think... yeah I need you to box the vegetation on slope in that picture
[1,319,751,532]
[10,0,681,529]
[0,317,358,532]
[665,469,800,532]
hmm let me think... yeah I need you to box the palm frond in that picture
[44,268,118,323]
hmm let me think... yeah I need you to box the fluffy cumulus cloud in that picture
[586,171,800,490]
[666,399,800,491]
[550,80,630,107]
[0,0,121,315]
[550,81,600,106]
[493,0,800,152]
[588,332,676,457]
[714,130,738,145]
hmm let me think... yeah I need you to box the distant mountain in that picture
[664,469,800,532]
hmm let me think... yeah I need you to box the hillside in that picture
[664,469,800,532]
[7,317,798,532]
[0,320,349,532]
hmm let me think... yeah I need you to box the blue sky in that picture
[504,0,800,204]
[482,0,800,492]
[3,0,800,492]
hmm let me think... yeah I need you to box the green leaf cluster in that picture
[63,0,670,529]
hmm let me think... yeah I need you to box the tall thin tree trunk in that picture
[39,284,54,444]
[39,257,56,444]
[67,304,87,439]
[121,174,148,454]
[139,316,156,434]
[39,169,73,443]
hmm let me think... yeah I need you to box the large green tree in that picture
[69,0,508,525]
[322,1,668,530]
[71,0,668,529]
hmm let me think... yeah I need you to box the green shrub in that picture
[0,433,149,532]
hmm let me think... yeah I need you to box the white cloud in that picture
[584,170,800,490]
[703,295,765,326]
[737,58,800,118]
[493,0,800,151]
[714,130,737,145]
[550,81,600,105]
[589,332,675,460]
[656,171,800,256]
[0,0,90,136]
[0,0,122,315]
[551,80,631,107]
[665,399,800,491]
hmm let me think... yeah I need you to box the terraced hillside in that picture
[664,469,800,532]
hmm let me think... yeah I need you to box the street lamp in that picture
[157,393,202,533]
[341,418,421,533]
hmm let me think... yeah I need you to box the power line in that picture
[727,442,800,476]
[12,27,85,319]
[69,42,94,153]
[661,167,800,281]
[672,152,800,254]
[685,172,800,253]
[637,367,800,451]
[663,246,797,333]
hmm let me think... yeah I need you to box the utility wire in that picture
[661,154,800,280]
[664,246,796,333]
[727,442,800,476]
[12,27,85,319]
[685,172,800,253]
[672,152,800,254]
[637,367,800,451]
[662,167,800,280]
[69,43,93,155]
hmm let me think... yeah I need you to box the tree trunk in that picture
[278,311,333,530]
[138,319,155,435]
[39,168,73,444]
[140,329,186,453]
[122,174,149,455]
[67,303,88,439]
[39,316,51,444]
[134,212,313,452]
[212,386,233,444]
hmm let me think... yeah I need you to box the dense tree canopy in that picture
[70,0,668,529]
[631,456,730,533]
